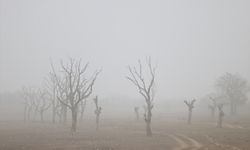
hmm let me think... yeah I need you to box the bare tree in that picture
[45,72,58,123]
[33,89,51,122]
[54,80,68,125]
[184,99,196,125]
[54,100,63,123]
[216,73,249,116]
[79,99,87,122]
[22,87,35,122]
[52,58,101,132]
[93,96,102,131]
[217,104,225,128]
[134,107,139,121]
[126,57,156,137]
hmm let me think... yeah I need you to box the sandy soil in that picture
[0,118,250,150]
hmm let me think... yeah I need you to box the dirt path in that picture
[168,133,203,150]
[168,134,188,150]
[177,134,203,150]
[205,135,242,150]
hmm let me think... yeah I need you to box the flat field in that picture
[0,116,249,150]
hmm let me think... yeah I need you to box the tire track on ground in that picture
[205,135,242,150]
[177,134,203,150]
[168,134,188,150]
[168,133,203,150]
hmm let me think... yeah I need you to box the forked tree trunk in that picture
[188,110,192,124]
[52,107,56,123]
[217,104,225,128]
[79,100,87,122]
[62,105,67,125]
[184,100,196,125]
[71,108,78,132]
[52,100,56,123]
[146,122,152,136]
[145,105,152,137]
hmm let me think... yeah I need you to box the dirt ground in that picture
[0,117,250,150]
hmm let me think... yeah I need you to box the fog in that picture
[1,0,250,99]
[0,1,250,149]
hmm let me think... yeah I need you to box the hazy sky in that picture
[0,0,250,99]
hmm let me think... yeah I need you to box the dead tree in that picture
[52,58,101,132]
[55,84,68,125]
[216,73,249,116]
[55,100,63,123]
[79,99,87,122]
[45,72,58,123]
[22,87,35,122]
[93,96,102,131]
[134,107,139,121]
[33,89,51,122]
[208,97,217,118]
[126,57,156,137]
[217,104,225,128]
[184,99,196,125]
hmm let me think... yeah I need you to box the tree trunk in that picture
[145,105,152,137]
[62,105,67,125]
[52,89,56,123]
[146,121,152,137]
[217,113,223,128]
[79,100,86,122]
[188,110,192,124]
[52,100,56,123]
[96,114,100,131]
[71,108,78,132]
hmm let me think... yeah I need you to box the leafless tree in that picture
[22,87,35,122]
[79,99,87,122]
[134,107,139,121]
[44,72,58,123]
[33,89,51,122]
[216,73,249,116]
[93,96,102,131]
[217,104,225,128]
[52,78,68,125]
[54,100,63,123]
[184,99,196,125]
[51,58,101,132]
[126,57,156,137]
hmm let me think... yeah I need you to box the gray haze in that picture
[1,0,250,100]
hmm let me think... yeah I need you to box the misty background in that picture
[0,0,250,120]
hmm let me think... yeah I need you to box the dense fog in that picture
[0,0,250,150]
